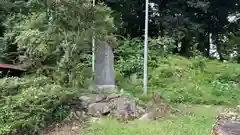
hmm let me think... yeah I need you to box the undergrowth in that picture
[0,75,81,135]
[116,55,240,105]
[80,105,222,135]
[1,36,240,134]
[1,54,239,134]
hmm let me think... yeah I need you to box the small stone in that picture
[71,126,79,130]
[79,95,91,109]
[137,106,146,115]
[113,97,139,120]
[106,93,121,100]
[88,103,111,117]
[94,94,107,103]
[139,112,154,121]
[79,96,91,102]
[90,117,100,123]
[80,94,107,109]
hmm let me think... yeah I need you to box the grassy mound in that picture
[117,55,240,105]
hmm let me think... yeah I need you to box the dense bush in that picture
[114,38,240,105]
[0,75,81,135]
[116,53,240,105]
[0,1,117,134]
[150,56,240,104]
[115,37,175,77]
[1,0,115,88]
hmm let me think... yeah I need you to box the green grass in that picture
[92,55,240,135]
[79,105,225,135]
[116,55,240,105]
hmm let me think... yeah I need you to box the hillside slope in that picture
[120,56,240,105]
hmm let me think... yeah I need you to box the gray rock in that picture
[79,94,107,109]
[137,106,146,115]
[79,95,91,102]
[93,94,107,103]
[88,102,111,117]
[213,120,240,135]
[139,112,154,121]
[113,97,139,120]
[106,93,121,101]
[81,94,146,120]
[79,96,91,109]
[127,99,139,118]
[212,111,240,135]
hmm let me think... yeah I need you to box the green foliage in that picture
[115,38,175,77]
[0,0,239,134]
[115,38,240,105]
[105,0,240,58]
[117,55,240,105]
[80,105,221,135]
[151,56,240,105]
[6,0,115,62]
[115,71,142,95]
[224,31,240,62]
[0,1,117,134]
[115,39,144,77]
[2,0,116,87]
[0,75,81,134]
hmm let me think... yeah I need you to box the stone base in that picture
[96,85,118,92]
[79,93,146,120]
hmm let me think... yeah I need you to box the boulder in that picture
[139,112,155,121]
[212,111,240,135]
[212,120,240,135]
[88,102,111,117]
[112,97,140,120]
[80,93,145,120]
[79,94,107,109]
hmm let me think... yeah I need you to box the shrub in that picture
[120,55,240,105]
[0,75,81,135]
[148,56,240,105]
[115,37,175,77]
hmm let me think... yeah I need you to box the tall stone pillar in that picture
[95,41,117,91]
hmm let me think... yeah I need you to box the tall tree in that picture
[2,0,116,86]
[103,0,240,59]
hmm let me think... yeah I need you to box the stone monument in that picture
[95,41,117,91]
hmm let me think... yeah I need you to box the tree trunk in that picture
[179,36,191,57]
[237,46,240,63]
[206,11,211,57]
[159,20,164,37]
[215,35,224,61]
[206,32,210,57]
